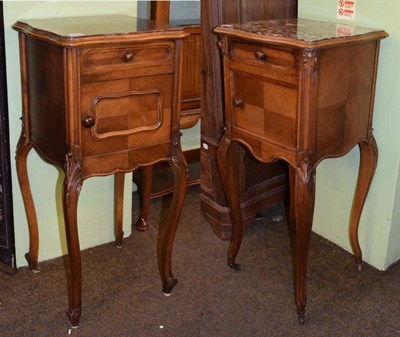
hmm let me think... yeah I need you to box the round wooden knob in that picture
[233,98,244,107]
[122,52,134,62]
[82,116,95,128]
[255,50,267,61]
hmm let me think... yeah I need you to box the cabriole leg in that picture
[157,151,187,295]
[217,135,242,270]
[349,136,378,272]
[291,163,316,325]
[63,154,83,327]
[16,135,40,272]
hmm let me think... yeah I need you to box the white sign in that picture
[337,0,356,21]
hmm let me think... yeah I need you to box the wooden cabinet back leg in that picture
[16,141,40,272]
[135,165,153,232]
[114,173,125,247]
[349,136,378,272]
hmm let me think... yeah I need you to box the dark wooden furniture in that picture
[133,1,201,231]
[214,19,388,323]
[0,1,15,275]
[13,15,188,327]
[200,0,298,240]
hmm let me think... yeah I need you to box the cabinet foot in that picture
[162,276,178,295]
[67,307,81,328]
[25,252,39,273]
[115,231,124,248]
[297,312,306,325]
[135,218,149,232]
[228,262,241,271]
[355,257,363,272]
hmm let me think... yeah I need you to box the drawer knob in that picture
[82,116,95,128]
[122,52,134,62]
[255,50,267,61]
[233,98,244,108]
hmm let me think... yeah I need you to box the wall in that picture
[4,1,138,267]
[299,0,400,270]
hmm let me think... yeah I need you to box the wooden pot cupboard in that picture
[214,18,387,323]
[13,15,189,327]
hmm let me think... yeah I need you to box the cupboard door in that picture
[231,71,298,148]
[80,74,173,157]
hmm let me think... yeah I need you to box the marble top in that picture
[15,15,184,37]
[13,15,188,46]
[216,19,387,47]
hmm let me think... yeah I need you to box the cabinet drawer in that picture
[231,72,298,148]
[80,42,173,76]
[230,41,297,75]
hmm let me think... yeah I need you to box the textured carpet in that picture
[0,186,399,337]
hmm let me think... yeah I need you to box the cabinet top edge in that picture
[12,15,189,47]
[214,18,388,49]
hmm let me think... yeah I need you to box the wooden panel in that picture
[80,41,175,81]
[81,44,172,71]
[232,72,298,147]
[241,0,298,22]
[26,37,66,166]
[91,90,162,138]
[230,41,297,73]
[180,25,201,122]
[220,0,298,23]
[80,74,173,156]
[315,41,377,160]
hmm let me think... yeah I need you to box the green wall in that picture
[4,1,138,267]
[299,0,400,270]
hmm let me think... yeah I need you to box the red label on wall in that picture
[337,0,356,21]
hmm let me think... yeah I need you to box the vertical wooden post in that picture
[150,1,170,24]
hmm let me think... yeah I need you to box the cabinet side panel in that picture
[180,26,201,121]
[26,38,66,166]
[315,41,377,160]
